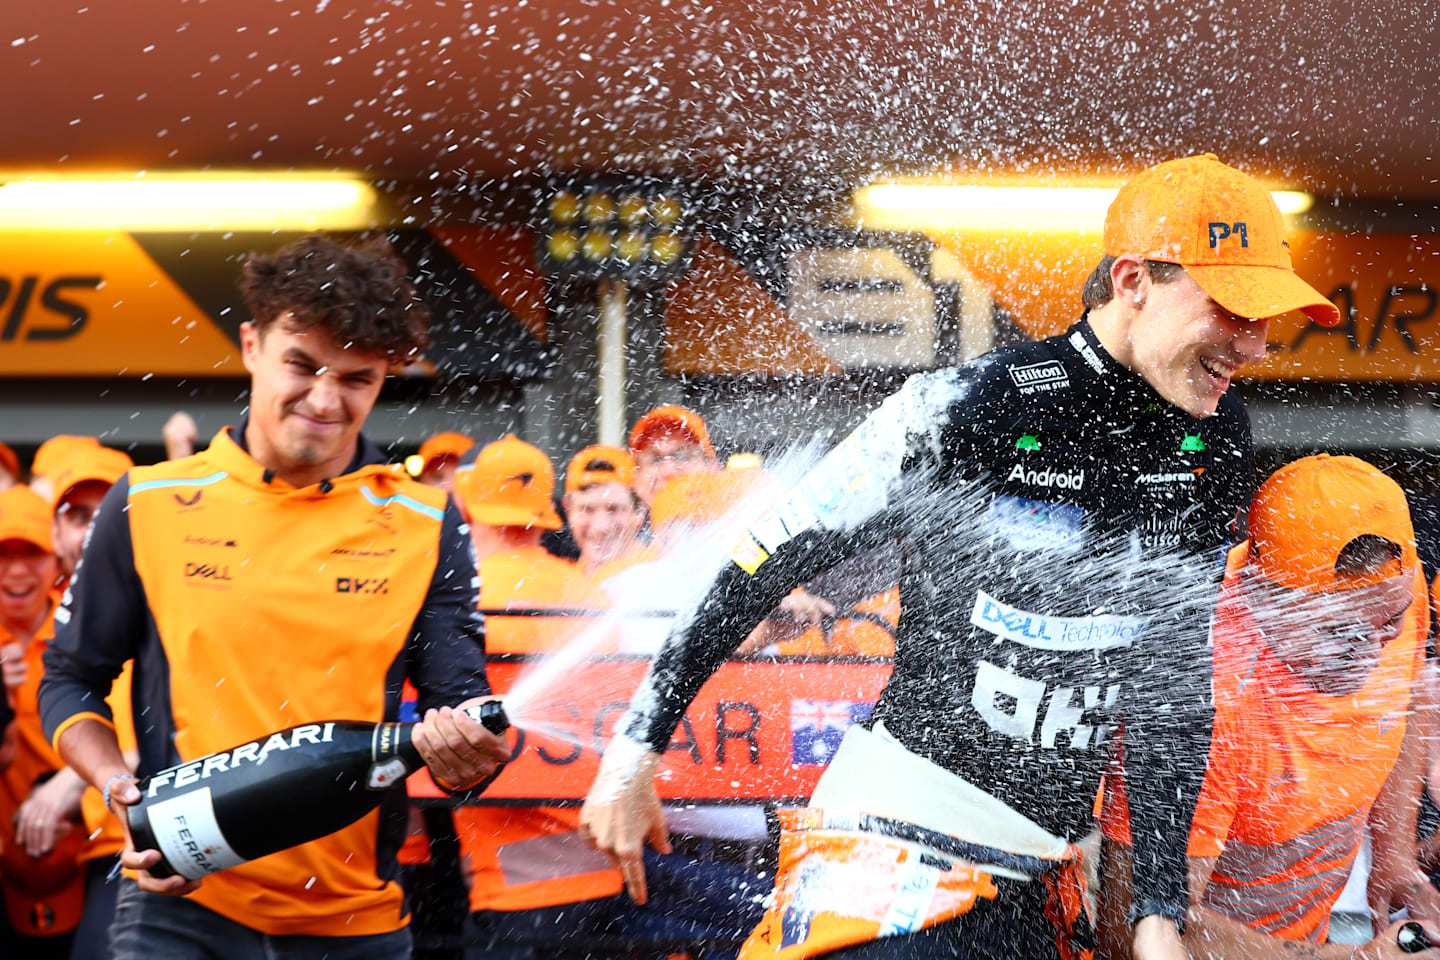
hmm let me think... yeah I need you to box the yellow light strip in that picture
[0,176,380,231]
[854,184,1314,232]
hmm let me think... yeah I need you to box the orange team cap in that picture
[418,431,475,471]
[628,405,717,461]
[454,435,562,530]
[650,468,776,533]
[1247,454,1416,593]
[1104,154,1340,327]
[566,444,636,495]
[48,446,134,510]
[0,485,55,553]
[0,442,19,480]
[30,435,100,480]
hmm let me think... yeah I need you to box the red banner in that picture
[408,656,892,804]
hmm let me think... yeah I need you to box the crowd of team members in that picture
[3,223,1440,959]
[0,406,895,958]
[7,412,1440,959]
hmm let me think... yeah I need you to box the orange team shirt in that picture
[1103,544,1427,942]
[453,545,625,912]
[2,601,69,851]
[1,600,118,862]
[41,428,487,938]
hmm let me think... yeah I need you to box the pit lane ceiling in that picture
[3,226,1437,381]
[1,0,1436,201]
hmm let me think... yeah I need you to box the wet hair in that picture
[1334,534,1403,584]
[239,234,430,361]
[1081,257,1187,310]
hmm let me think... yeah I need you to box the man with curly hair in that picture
[39,235,510,959]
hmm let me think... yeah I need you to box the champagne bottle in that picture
[127,702,509,880]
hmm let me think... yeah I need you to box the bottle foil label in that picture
[147,786,246,880]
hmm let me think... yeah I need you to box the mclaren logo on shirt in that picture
[330,546,396,561]
[1006,463,1084,490]
[1138,470,1203,486]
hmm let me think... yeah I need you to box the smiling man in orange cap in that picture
[48,445,135,583]
[629,405,720,505]
[0,485,89,954]
[564,444,647,580]
[1100,455,1440,957]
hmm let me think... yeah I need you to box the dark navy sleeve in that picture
[40,475,147,745]
[620,370,972,752]
[1125,402,1251,927]
[407,500,490,715]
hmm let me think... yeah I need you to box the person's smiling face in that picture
[241,315,389,479]
[0,539,56,630]
[1128,270,1270,418]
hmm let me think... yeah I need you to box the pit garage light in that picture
[853,182,1314,233]
[538,179,690,280]
[0,175,380,231]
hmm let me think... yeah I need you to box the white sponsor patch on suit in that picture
[1068,331,1106,374]
[970,590,1145,650]
[1007,360,1069,394]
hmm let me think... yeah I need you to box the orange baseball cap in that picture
[1105,154,1340,326]
[1247,454,1416,593]
[418,431,475,471]
[0,442,18,481]
[0,485,55,553]
[30,435,100,480]
[566,445,636,494]
[0,825,86,937]
[48,446,134,510]
[454,435,562,530]
[629,405,717,461]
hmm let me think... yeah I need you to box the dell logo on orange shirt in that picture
[1208,222,1249,248]
[336,577,389,595]
[184,561,232,581]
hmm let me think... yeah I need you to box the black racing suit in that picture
[619,317,1251,933]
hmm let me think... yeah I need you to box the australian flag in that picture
[789,699,874,766]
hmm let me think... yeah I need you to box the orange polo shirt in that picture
[40,426,489,937]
